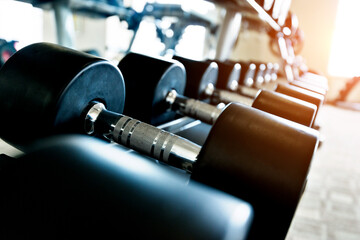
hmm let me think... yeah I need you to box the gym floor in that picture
[1,104,359,239]
[286,105,360,239]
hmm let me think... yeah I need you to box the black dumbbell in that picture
[0,135,253,239]
[167,55,317,127]
[232,60,280,85]
[298,72,328,90]
[212,61,325,124]
[205,59,241,92]
[291,76,328,96]
[234,61,257,87]
[250,61,267,87]
[0,43,319,240]
[216,59,324,117]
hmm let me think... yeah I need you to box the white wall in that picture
[43,10,106,55]
[290,0,339,76]
[0,0,43,48]
[232,0,340,78]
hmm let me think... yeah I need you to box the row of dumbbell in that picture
[177,56,327,127]
[124,54,324,128]
[0,43,321,239]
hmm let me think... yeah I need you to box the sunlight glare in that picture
[328,0,360,77]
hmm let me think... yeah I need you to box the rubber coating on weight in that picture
[275,83,324,119]
[173,56,218,99]
[227,60,255,86]
[192,102,319,239]
[0,135,253,239]
[211,60,241,91]
[119,53,186,125]
[0,43,125,148]
[252,90,317,127]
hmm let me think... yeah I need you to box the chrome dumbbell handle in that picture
[238,86,260,99]
[166,90,223,125]
[211,89,254,106]
[85,102,200,173]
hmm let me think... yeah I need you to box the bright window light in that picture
[328,0,360,77]
[0,0,43,49]
[175,25,206,60]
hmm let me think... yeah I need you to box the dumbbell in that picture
[213,61,325,123]
[167,55,316,127]
[250,61,267,86]
[208,59,275,89]
[205,59,241,92]
[0,42,319,240]
[257,62,273,84]
[234,59,324,98]
[297,70,328,90]
[270,14,329,96]
[234,61,256,87]
[0,135,253,239]
[178,57,324,129]
[235,60,280,85]
[291,76,328,96]
[233,61,266,87]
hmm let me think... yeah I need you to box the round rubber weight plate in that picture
[119,53,186,126]
[191,103,319,239]
[252,90,317,127]
[275,83,324,118]
[0,43,125,148]
[213,60,241,91]
[173,56,218,100]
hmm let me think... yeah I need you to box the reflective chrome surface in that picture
[213,89,254,106]
[84,102,200,172]
[238,85,261,98]
[167,90,223,125]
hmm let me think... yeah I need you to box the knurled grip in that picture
[111,115,200,172]
[113,115,176,162]
[85,102,200,172]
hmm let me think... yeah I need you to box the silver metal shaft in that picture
[211,89,254,106]
[166,90,223,125]
[85,102,200,173]
[238,86,260,99]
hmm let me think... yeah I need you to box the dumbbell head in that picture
[291,79,327,96]
[173,55,218,99]
[194,103,319,239]
[252,90,317,127]
[275,83,324,117]
[272,62,280,81]
[254,62,266,86]
[119,52,186,125]
[207,60,241,91]
[235,61,256,87]
[0,42,125,147]
[1,135,253,239]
